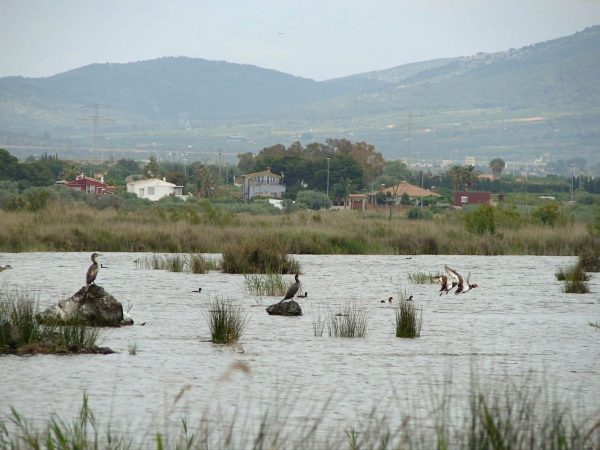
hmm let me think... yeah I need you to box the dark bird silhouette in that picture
[192,287,202,293]
[381,296,393,303]
[84,253,101,297]
[407,295,414,301]
[0,264,12,272]
[296,291,308,298]
[101,264,108,268]
[445,266,478,294]
[279,273,300,303]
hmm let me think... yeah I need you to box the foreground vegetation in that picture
[0,202,597,256]
[0,287,106,354]
[1,381,598,450]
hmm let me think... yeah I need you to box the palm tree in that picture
[489,158,506,178]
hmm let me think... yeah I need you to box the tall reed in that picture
[328,305,368,338]
[395,297,422,338]
[407,272,437,284]
[243,273,288,296]
[221,239,300,274]
[206,298,247,344]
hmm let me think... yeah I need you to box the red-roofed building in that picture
[66,174,114,195]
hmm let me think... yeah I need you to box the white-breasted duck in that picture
[445,266,478,294]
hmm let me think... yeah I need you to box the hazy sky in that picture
[2,0,600,81]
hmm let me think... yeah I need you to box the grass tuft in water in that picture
[189,254,218,274]
[206,298,247,344]
[558,264,590,293]
[221,239,300,274]
[0,287,101,354]
[395,296,422,338]
[328,305,368,338]
[243,273,289,296]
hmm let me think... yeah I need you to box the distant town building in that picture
[454,191,504,207]
[464,156,476,166]
[238,167,285,201]
[65,173,114,195]
[126,177,185,201]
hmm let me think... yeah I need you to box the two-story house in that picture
[239,167,285,202]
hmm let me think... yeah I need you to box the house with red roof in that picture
[66,174,114,195]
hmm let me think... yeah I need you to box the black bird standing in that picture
[279,273,300,303]
[84,253,101,297]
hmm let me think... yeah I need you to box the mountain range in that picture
[1,26,599,164]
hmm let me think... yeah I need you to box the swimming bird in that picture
[407,295,414,301]
[296,291,308,298]
[445,266,478,294]
[192,287,202,293]
[84,253,101,296]
[101,264,108,268]
[381,296,393,304]
[0,264,12,272]
[279,273,300,303]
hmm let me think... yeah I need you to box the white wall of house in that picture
[126,178,185,201]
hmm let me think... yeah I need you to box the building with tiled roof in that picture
[379,181,440,198]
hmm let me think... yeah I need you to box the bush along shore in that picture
[0,203,598,255]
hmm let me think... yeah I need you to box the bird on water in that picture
[278,273,300,303]
[296,291,308,298]
[0,265,12,272]
[84,253,101,297]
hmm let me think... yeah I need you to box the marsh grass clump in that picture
[558,264,591,293]
[407,272,436,284]
[395,297,422,338]
[578,248,600,272]
[189,254,219,274]
[328,305,368,338]
[0,287,102,354]
[221,240,300,274]
[206,298,247,344]
[244,273,288,296]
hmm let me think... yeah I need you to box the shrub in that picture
[206,298,247,344]
[464,204,496,235]
[406,207,432,220]
[296,190,332,210]
[532,203,563,226]
[578,249,600,272]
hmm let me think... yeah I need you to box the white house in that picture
[126,177,186,201]
[238,167,286,202]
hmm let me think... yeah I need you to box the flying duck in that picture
[435,267,458,296]
[445,266,478,294]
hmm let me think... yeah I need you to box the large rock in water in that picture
[38,284,133,327]
[266,300,302,316]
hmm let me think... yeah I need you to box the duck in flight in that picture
[435,268,458,296]
[445,266,478,294]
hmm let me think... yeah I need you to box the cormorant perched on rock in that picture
[279,273,300,303]
[0,264,12,272]
[84,253,101,296]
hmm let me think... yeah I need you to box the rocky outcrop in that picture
[266,300,302,316]
[37,284,134,327]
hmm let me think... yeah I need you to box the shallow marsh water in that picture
[0,252,599,441]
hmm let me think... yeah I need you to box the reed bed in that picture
[205,298,247,344]
[243,273,289,296]
[556,264,591,293]
[327,305,368,338]
[221,239,301,274]
[1,382,598,450]
[135,253,218,273]
[395,297,422,338]
[0,203,593,255]
[407,272,437,284]
[0,287,101,354]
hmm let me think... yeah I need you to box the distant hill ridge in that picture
[0,25,599,161]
